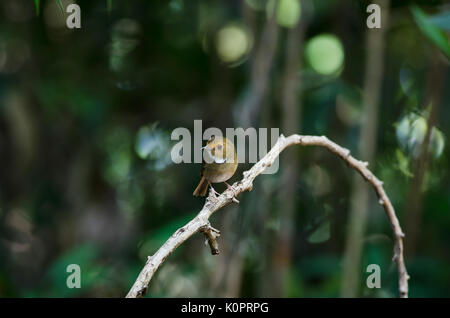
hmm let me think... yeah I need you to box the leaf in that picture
[34,0,40,16]
[428,10,450,31]
[56,0,65,15]
[395,148,413,178]
[411,6,450,58]
[430,127,445,159]
[307,221,330,244]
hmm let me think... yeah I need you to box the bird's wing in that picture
[200,159,205,177]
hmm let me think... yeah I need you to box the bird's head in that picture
[202,135,233,164]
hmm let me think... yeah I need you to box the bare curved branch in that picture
[126,134,409,298]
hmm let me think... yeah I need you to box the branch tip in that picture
[200,224,221,255]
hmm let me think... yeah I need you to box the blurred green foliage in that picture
[412,5,450,58]
[0,0,449,298]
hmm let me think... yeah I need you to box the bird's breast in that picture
[203,162,238,183]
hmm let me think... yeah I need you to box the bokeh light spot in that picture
[396,112,445,159]
[305,34,344,76]
[276,0,301,28]
[215,24,252,66]
[135,123,173,171]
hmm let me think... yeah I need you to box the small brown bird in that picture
[193,135,238,197]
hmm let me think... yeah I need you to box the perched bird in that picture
[193,135,238,197]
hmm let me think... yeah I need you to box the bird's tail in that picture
[193,177,210,197]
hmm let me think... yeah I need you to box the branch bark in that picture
[126,134,409,298]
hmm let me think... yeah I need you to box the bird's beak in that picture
[201,146,211,151]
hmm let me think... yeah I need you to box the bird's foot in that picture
[224,182,239,204]
[208,185,220,198]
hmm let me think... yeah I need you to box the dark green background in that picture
[0,0,448,297]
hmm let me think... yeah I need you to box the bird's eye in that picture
[217,145,222,150]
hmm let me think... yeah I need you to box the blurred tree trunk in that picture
[236,0,280,128]
[340,0,390,297]
[209,205,244,297]
[404,55,445,257]
[211,1,280,297]
[3,89,37,180]
[262,1,306,297]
